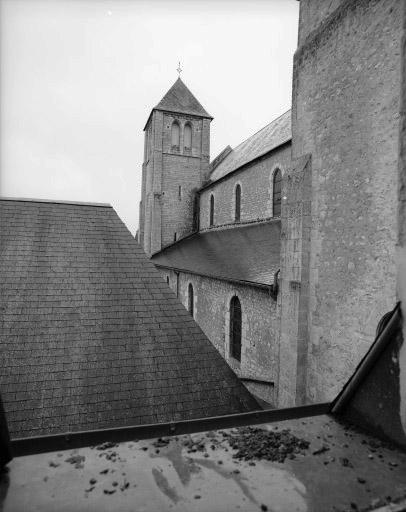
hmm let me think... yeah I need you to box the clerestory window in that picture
[209,194,214,227]
[188,283,194,318]
[229,296,242,362]
[235,184,241,222]
[273,168,282,217]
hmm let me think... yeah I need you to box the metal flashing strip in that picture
[11,402,331,457]
[331,302,401,414]
[240,377,275,386]
[0,197,111,208]
[153,263,275,293]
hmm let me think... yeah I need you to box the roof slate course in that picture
[210,110,291,182]
[0,199,258,439]
[151,220,281,287]
[153,78,212,119]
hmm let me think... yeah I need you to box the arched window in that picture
[171,121,180,147]
[273,168,282,217]
[184,123,192,149]
[188,283,194,317]
[209,194,214,227]
[235,184,241,221]
[230,296,242,361]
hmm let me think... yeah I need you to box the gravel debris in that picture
[340,457,353,468]
[65,454,85,469]
[153,437,170,448]
[120,481,130,491]
[96,442,118,451]
[227,427,310,463]
[312,445,330,455]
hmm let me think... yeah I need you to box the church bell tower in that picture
[139,76,212,256]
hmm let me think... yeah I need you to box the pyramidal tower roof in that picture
[153,77,213,119]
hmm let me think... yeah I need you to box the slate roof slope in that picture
[151,220,281,287]
[0,199,258,439]
[210,110,291,182]
[153,78,212,119]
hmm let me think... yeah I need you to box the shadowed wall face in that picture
[164,269,280,405]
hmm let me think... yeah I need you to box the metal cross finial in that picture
[176,61,182,77]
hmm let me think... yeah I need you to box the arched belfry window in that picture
[188,283,194,317]
[235,184,241,222]
[273,168,282,217]
[184,123,192,149]
[230,296,242,361]
[209,194,214,227]
[171,121,180,147]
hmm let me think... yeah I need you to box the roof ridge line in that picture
[202,136,291,190]
[231,108,291,153]
[0,197,112,208]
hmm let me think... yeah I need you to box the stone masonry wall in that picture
[160,268,280,404]
[199,144,291,230]
[279,155,312,407]
[161,113,209,249]
[162,153,203,246]
[141,110,210,255]
[298,0,347,45]
[291,0,402,404]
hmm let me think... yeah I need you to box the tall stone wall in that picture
[397,1,406,441]
[199,144,291,230]
[290,0,402,404]
[279,155,312,406]
[298,0,346,45]
[160,268,280,405]
[162,153,203,245]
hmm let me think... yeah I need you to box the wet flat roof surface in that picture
[1,415,406,512]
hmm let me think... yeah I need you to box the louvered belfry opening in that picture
[273,168,282,217]
[171,121,180,148]
[230,296,242,361]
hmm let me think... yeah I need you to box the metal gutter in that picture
[11,402,331,457]
[331,302,401,414]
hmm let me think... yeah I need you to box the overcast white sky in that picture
[0,0,299,235]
